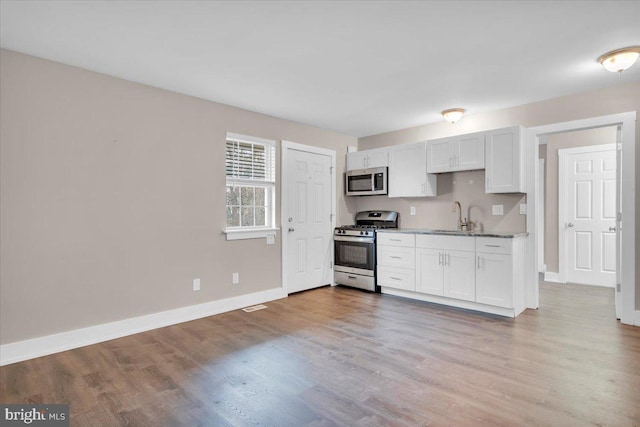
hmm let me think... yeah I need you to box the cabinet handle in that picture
[347,275,357,280]
[484,244,501,248]
[445,253,449,266]
[477,255,481,270]
[390,277,402,281]
[438,252,443,265]
[390,256,402,259]
[449,156,453,167]
[389,238,402,242]
[421,182,425,194]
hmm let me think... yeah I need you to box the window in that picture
[225,132,276,238]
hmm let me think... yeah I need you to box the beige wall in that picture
[0,49,358,344]
[543,127,617,273]
[358,80,640,309]
[356,171,526,232]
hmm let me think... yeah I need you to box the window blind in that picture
[225,138,275,183]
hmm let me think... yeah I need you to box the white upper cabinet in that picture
[346,147,389,171]
[388,142,437,198]
[427,133,485,173]
[485,126,525,193]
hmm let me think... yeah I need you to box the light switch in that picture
[410,206,416,216]
[520,204,527,215]
[266,234,275,245]
[492,205,504,216]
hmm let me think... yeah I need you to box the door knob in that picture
[609,226,616,232]
[288,227,295,232]
[567,222,574,228]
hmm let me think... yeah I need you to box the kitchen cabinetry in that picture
[378,231,527,317]
[388,142,437,197]
[346,147,389,171]
[427,133,485,173]
[475,237,524,309]
[485,126,525,193]
[415,235,475,301]
[376,232,415,291]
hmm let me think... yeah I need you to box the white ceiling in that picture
[1,1,639,137]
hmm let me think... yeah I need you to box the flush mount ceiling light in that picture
[441,108,465,124]
[598,47,640,73]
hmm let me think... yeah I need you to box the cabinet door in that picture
[485,127,524,193]
[389,142,437,197]
[416,248,444,296]
[443,250,476,302]
[454,134,485,171]
[476,252,513,307]
[427,138,453,173]
[366,147,389,169]
[346,151,368,171]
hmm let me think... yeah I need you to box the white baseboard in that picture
[0,287,287,366]
[543,272,562,283]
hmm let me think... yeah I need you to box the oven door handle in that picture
[334,236,375,243]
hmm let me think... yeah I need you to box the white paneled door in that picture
[283,143,334,294]
[560,144,616,287]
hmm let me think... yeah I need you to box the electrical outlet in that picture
[492,205,504,216]
[193,278,200,291]
[520,204,527,215]
[266,234,275,245]
[232,273,239,285]
[410,206,416,216]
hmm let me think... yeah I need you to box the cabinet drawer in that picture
[377,266,415,291]
[416,234,475,252]
[377,233,415,247]
[377,246,415,268]
[476,237,513,254]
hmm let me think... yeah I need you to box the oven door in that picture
[334,236,375,275]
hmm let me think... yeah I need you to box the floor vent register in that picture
[242,304,268,313]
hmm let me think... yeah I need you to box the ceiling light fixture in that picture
[598,47,640,73]
[441,108,465,124]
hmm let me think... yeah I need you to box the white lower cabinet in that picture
[475,237,524,310]
[415,235,475,302]
[416,248,444,295]
[376,232,416,291]
[443,250,476,302]
[381,232,526,318]
[476,252,512,307]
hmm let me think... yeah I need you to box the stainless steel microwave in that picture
[345,167,388,196]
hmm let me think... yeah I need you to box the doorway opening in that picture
[538,127,618,288]
[526,112,636,325]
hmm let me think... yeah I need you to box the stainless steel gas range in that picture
[333,211,399,292]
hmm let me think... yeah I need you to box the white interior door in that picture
[283,144,334,294]
[560,144,616,287]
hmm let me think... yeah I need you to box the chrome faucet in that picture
[452,201,462,229]
[452,201,474,231]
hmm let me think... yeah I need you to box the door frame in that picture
[538,158,545,273]
[558,144,616,285]
[525,112,636,325]
[281,140,336,294]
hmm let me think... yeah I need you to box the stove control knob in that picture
[360,231,364,235]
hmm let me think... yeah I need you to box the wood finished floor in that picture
[2,283,639,426]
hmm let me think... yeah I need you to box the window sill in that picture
[223,227,279,241]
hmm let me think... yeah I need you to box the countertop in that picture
[378,228,528,238]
